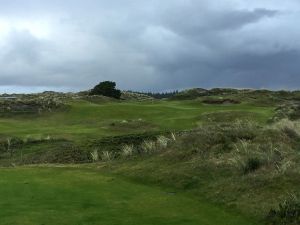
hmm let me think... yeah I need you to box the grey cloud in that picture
[151,49,300,91]
[2,30,43,64]
[161,7,278,38]
[0,0,299,93]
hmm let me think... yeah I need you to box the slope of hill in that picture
[0,88,299,225]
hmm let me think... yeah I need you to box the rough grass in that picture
[102,121,300,222]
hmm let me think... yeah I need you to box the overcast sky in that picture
[0,0,299,93]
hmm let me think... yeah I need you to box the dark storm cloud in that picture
[161,7,278,36]
[0,0,299,92]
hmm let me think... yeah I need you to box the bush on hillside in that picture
[243,157,262,174]
[90,81,121,99]
[267,194,300,225]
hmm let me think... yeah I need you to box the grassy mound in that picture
[97,120,300,223]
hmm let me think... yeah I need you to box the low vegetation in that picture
[0,86,299,225]
[267,194,300,225]
[89,81,121,99]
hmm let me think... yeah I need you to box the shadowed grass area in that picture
[0,100,274,140]
[0,167,259,225]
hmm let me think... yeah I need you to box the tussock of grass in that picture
[101,151,115,161]
[121,144,135,158]
[90,149,99,162]
[171,132,176,141]
[272,119,300,138]
[156,135,170,149]
[231,140,289,174]
[141,140,156,154]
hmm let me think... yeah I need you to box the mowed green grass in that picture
[0,167,259,225]
[0,100,274,140]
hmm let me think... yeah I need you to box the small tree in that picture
[90,81,121,99]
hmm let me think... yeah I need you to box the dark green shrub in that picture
[282,127,299,140]
[243,157,262,174]
[51,145,90,163]
[202,98,240,105]
[289,106,300,120]
[90,81,121,99]
[88,132,164,153]
[266,195,300,225]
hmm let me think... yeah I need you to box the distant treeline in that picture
[134,91,179,99]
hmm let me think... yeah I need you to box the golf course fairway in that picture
[0,167,259,225]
